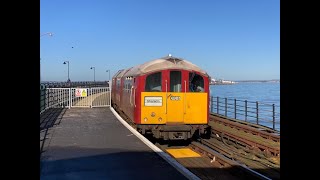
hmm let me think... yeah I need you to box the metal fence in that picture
[91,87,111,107]
[210,96,280,131]
[40,86,111,114]
[40,88,70,113]
[40,81,109,88]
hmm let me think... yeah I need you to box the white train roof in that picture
[120,56,209,77]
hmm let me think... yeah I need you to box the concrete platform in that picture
[40,107,188,180]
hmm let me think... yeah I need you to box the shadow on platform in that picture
[40,147,280,180]
[40,108,67,156]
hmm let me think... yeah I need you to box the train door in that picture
[166,70,184,123]
[184,72,208,124]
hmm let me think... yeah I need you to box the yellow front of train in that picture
[131,55,210,140]
[140,92,208,125]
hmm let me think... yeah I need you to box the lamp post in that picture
[63,61,70,83]
[106,70,110,87]
[106,69,110,81]
[90,67,95,82]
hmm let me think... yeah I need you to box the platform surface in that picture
[40,107,188,180]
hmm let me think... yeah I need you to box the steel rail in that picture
[210,114,280,142]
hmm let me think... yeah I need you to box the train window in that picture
[145,72,162,92]
[116,79,121,90]
[170,71,181,92]
[128,78,133,91]
[189,73,204,92]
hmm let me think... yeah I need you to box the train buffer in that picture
[40,107,193,180]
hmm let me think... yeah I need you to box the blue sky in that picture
[40,0,279,82]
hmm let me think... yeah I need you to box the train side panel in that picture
[120,78,134,121]
[133,76,142,124]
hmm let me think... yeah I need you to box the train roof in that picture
[121,56,209,77]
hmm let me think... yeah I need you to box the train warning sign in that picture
[75,89,87,97]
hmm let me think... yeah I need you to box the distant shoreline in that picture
[210,80,280,85]
[235,80,280,83]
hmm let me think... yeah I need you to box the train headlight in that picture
[158,117,162,122]
[144,117,148,122]
[151,112,156,117]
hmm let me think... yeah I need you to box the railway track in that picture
[198,137,279,179]
[207,113,280,179]
[210,113,280,142]
[209,114,280,158]
[156,142,273,180]
[113,106,280,179]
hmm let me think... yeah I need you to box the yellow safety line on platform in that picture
[166,148,201,158]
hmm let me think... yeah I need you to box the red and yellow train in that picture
[111,55,211,140]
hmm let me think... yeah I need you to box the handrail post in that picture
[256,101,259,125]
[48,89,50,107]
[45,88,48,109]
[273,104,275,130]
[245,100,247,122]
[217,97,219,114]
[234,99,237,119]
[109,86,112,107]
[211,96,214,113]
[69,88,71,109]
[91,88,93,108]
[225,98,227,116]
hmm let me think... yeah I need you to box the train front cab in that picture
[138,69,210,140]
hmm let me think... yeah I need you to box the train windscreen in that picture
[145,72,162,92]
[189,73,204,92]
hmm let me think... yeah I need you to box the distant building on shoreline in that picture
[209,78,280,85]
[210,78,236,85]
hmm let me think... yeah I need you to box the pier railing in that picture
[41,81,109,88]
[210,96,280,131]
[40,81,110,113]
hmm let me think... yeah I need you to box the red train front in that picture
[111,55,211,140]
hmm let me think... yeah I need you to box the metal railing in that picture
[41,81,110,88]
[210,96,280,131]
[40,87,70,113]
[40,83,111,114]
